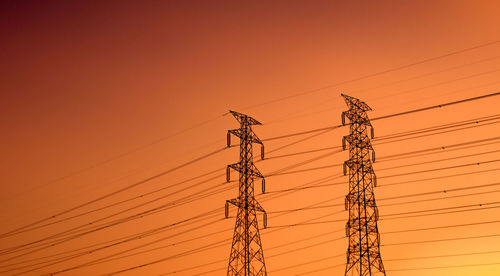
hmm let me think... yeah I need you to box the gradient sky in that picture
[1,1,500,275]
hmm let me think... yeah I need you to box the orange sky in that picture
[1,1,500,275]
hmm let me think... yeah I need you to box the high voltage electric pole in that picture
[225,110,268,276]
[341,94,386,276]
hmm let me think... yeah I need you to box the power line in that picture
[381,167,500,187]
[266,181,500,216]
[275,249,500,275]
[239,39,500,111]
[3,115,227,205]
[379,148,500,171]
[0,184,222,256]
[387,262,500,272]
[267,128,500,162]
[266,128,336,154]
[4,108,500,274]
[266,202,500,228]
[1,133,345,257]
[4,95,496,252]
[269,254,343,273]
[2,113,347,242]
[372,91,500,121]
[262,91,500,141]
[366,249,500,263]
[375,113,500,141]
[383,205,500,222]
[8,99,500,272]
[0,147,226,239]
[99,238,229,276]
[0,208,229,273]
[119,169,500,275]
[6,218,227,275]
[379,158,500,180]
[0,167,225,239]
[369,68,500,102]
[0,160,356,272]
[0,179,232,257]
[383,233,500,247]
[265,166,500,194]
[383,202,500,219]
[266,220,500,260]
[265,155,500,194]
[375,116,500,145]
[374,119,500,147]
[267,55,500,126]
[94,216,340,275]
[269,148,500,177]
[140,203,500,276]
[266,113,500,160]
[294,263,345,276]
[0,204,222,260]
[56,215,342,275]
[296,261,500,275]
[7,50,500,272]
[58,195,351,275]
[275,81,500,131]
[159,230,338,275]
[383,219,500,234]
[265,149,342,177]
[191,220,500,275]
[33,135,490,248]
[96,215,340,275]
[381,181,500,202]
[381,188,500,208]
[379,138,500,162]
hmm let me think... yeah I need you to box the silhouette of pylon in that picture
[225,110,267,276]
[341,94,386,276]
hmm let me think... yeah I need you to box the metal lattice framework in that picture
[225,110,267,276]
[341,94,386,276]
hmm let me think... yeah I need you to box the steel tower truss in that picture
[225,110,267,276]
[341,94,386,276]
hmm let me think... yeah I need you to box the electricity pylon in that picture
[341,94,386,276]
[225,110,267,276]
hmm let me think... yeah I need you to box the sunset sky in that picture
[1,1,500,275]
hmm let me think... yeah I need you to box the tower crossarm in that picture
[229,110,262,126]
[226,198,266,213]
[344,159,375,174]
[227,162,264,179]
[342,109,372,127]
[228,128,263,145]
[343,134,374,150]
[341,93,372,111]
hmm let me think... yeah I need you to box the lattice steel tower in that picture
[225,110,267,276]
[341,94,386,276]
